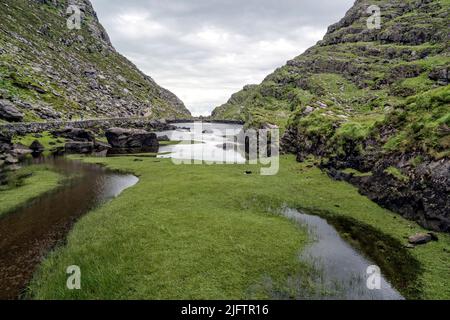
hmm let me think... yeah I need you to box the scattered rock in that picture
[408,233,432,245]
[11,144,33,157]
[5,154,18,164]
[0,99,24,122]
[303,106,315,115]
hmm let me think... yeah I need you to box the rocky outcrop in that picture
[0,0,191,122]
[105,128,159,153]
[330,157,449,233]
[282,121,450,233]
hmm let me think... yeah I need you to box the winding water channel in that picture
[0,157,138,299]
[0,122,404,299]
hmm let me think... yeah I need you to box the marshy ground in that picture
[1,155,446,299]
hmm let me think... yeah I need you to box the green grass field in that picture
[25,156,450,299]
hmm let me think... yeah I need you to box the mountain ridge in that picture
[0,0,191,123]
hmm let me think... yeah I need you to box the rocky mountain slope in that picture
[212,0,449,232]
[0,0,191,123]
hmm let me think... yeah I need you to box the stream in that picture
[0,156,138,299]
[0,123,405,300]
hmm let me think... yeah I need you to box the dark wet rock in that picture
[0,99,24,122]
[65,141,94,154]
[105,128,159,152]
[94,141,111,152]
[29,140,45,152]
[158,135,170,142]
[52,128,95,142]
[408,233,432,245]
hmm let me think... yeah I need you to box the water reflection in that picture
[282,208,404,300]
[0,156,138,299]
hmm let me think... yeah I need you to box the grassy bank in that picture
[29,156,450,299]
[0,166,63,216]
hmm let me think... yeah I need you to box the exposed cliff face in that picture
[0,0,191,122]
[212,0,450,232]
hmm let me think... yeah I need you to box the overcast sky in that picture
[91,0,354,116]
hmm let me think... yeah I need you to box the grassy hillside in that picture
[212,0,449,158]
[0,0,191,122]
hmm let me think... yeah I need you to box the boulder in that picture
[408,233,432,245]
[0,99,24,122]
[11,144,33,157]
[65,141,94,154]
[105,128,159,152]
[52,128,95,142]
[157,135,170,142]
[29,140,45,152]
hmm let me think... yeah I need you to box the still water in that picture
[282,208,404,300]
[0,156,138,299]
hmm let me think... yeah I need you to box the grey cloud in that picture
[91,0,354,116]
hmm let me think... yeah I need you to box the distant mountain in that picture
[212,0,449,232]
[0,0,191,122]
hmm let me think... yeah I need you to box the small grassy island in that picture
[0,166,63,217]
